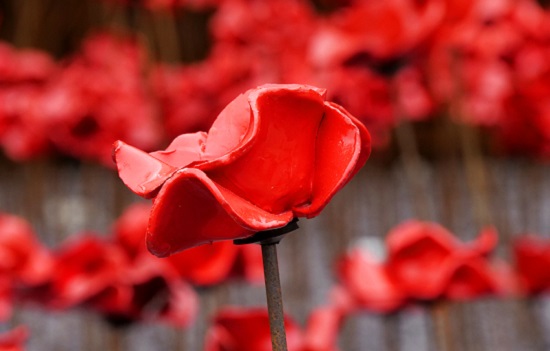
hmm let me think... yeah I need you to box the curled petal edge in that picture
[147,168,294,257]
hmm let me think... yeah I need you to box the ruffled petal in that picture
[113,141,177,198]
[147,168,293,257]
[206,85,326,214]
[202,92,256,161]
[295,102,371,217]
[149,132,207,167]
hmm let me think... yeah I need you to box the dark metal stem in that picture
[261,243,288,351]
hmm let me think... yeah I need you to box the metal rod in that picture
[261,243,288,351]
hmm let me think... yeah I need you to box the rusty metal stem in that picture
[261,243,288,351]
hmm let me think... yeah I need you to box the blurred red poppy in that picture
[35,32,162,166]
[0,326,28,351]
[385,221,501,300]
[88,253,198,327]
[114,84,371,256]
[0,213,53,287]
[48,235,130,308]
[0,43,57,160]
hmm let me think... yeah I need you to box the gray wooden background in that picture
[1,132,550,350]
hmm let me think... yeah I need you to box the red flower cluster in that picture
[336,220,514,313]
[0,33,162,165]
[0,204,263,327]
[2,0,550,163]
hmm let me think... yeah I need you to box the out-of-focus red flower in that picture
[0,43,57,160]
[153,0,318,140]
[210,0,317,83]
[204,307,339,351]
[385,221,502,300]
[427,0,550,158]
[0,43,57,84]
[337,248,406,313]
[48,235,129,308]
[0,214,52,287]
[513,235,550,294]
[35,32,162,165]
[88,254,198,327]
[308,0,444,67]
[114,84,370,257]
[0,326,28,351]
[338,222,507,311]
[0,213,52,320]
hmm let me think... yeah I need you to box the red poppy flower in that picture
[0,42,57,160]
[36,32,162,165]
[114,84,371,256]
[0,326,28,351]
[385,221,499,300]
[513,235,550,294]
[0,213,52,286]
[308,0,444,67]
[48,235,130,308]
[88,254,198,327]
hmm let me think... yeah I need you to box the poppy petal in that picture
[113,141,177,198]
[295,102,371,217]
[206,85,326,214]
[147,168,293,257]
[149,132,207,167]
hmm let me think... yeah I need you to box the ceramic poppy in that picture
[114,84,371,256]
[385,220,498,299]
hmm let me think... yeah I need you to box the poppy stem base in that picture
[262,242,288,351]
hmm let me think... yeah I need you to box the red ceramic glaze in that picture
[114,84,371,256]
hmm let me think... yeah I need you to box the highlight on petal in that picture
[147,168,293,257]
[149,132,207,168]
[113,141,177,198]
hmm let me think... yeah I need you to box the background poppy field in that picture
[1,0,550,350]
